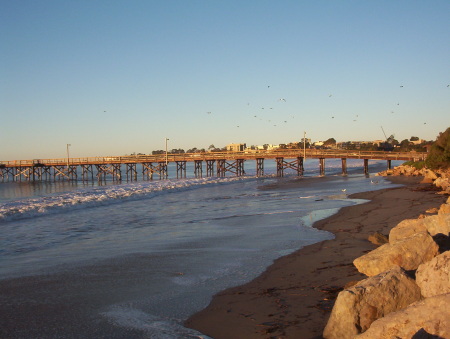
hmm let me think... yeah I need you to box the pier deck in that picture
[0,149,425,182]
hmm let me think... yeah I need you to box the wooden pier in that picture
[0,149,426,182]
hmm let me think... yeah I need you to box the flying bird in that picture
[279,98,286,102]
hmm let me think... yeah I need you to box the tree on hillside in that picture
[410,136,419,141]
[425,127,450,169]
[323,138,336,147]
[399,139,411,151]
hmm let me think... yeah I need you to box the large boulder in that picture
[389,219,427,243]
[323,266,421,339]
[421,213,450,238]
[434,177,450,191]
[353,232,439,276]
[423,169,439,181]
[440,201,450,214]
[355,293,450,339]
[390,213,450,243]
[416,251,450,298]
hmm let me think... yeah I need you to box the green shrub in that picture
[403,161,426,170]
[425,127,450,169]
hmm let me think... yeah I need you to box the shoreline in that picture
[184,176,447,339]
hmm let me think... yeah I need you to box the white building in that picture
[226,143,246,152]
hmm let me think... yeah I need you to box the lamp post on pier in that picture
[66,144,71,169]
[303,132,306,159]
[165,138,169,165]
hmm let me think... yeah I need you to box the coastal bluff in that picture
[323,165,450,339]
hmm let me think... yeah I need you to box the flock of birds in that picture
[203,83,449,130]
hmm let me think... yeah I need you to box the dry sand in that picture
[185,176,447,339]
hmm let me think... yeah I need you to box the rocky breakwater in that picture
[378,165,450,194]
[323,167,450,339]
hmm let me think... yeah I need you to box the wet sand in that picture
[185,176,447,339]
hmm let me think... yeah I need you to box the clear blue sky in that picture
[1,0,449,160]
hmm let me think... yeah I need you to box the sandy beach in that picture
[185,176,448,339]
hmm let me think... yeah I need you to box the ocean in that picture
[0,158,402,338]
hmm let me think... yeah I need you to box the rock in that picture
[353,232,439,276]
[420,177,434,184]
[439,202,450,215]
[434,177,450,191]
[355,293,450,339]
[420,213,450,239]
[323,266,421,339]
[416,251,450,298]
[368,232,389,246]
[389,219,427,243]
[424,169,439,181]
[389,212,450,243]
[425,207,439,214]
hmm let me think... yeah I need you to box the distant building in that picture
[410,139,426,145]
[226,143,246,152]
[267,144,280,150]
[372,140,385,147]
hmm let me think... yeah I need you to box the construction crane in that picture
[380,126,395,151]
